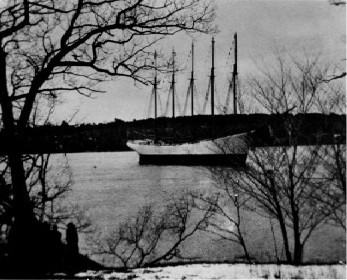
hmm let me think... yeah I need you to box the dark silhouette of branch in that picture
[321,72,346,83]
[0,1,216,269]
[88,192,215,268]
[330,0,346,5]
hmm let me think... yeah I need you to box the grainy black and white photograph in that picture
[0,0,346,279]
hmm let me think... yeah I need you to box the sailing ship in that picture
[127,34,251,166]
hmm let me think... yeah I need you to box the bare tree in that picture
[247,51,345,115]
[0,0,216,265]
[1,91,90,232]
[232,145,339,264]
[88,192,215,268]
[208,130,336,265]
[208,50,346,265]
[315,137,346,230]
[0,150,91,238]
[26,153,91,230]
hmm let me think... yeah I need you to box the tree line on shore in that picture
[0,113,345,154]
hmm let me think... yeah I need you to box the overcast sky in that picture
[52,0,346,124]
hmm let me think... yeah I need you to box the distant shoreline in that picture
[0,113,345,154]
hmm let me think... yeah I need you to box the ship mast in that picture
[191,42,195,116]
[154,51,158,119]
[172,49,176,118]
[211,37,215,116]
[233,33,238,115]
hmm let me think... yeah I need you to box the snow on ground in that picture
[75,263,346,279]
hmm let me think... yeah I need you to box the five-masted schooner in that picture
[126,34,250,166]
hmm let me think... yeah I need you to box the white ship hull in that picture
[126,132,249,165]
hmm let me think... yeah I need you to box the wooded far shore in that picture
[0,113,345,154]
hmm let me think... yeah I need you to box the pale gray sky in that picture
[52,0,346,124]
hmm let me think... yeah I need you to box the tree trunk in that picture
[292,214,302,264]
[293,238,302,264]
[270,182,292,263]
[276,212,292,263]
[238,232,252,263]
[0,47,34,274]
[289,164,302,264]
[0,48,32,221]
[8,153,32,221]
[235,202,251,263]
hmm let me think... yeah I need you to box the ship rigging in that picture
[126,34,250,166]
[147,34,240,119]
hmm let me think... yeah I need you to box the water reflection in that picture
[49,150,345,265]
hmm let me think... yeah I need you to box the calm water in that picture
[52,151,345,265]
[65,151,212,226]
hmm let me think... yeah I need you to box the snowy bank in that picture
[74,263,346,279]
